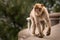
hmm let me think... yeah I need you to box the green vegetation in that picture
[0,0,60,40]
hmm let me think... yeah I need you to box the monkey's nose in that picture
[39,8,42,11]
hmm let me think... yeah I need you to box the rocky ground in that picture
[18,23,60,40]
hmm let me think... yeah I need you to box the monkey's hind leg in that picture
[46,27,51,36]
[36,23,44,38]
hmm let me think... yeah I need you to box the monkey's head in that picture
[33,3,44,14]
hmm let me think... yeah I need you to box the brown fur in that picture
[30,3,51,38]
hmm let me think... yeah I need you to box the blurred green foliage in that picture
[0,0,60,40]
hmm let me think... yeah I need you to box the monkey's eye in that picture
[39,8,42,11]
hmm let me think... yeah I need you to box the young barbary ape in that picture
[30,3,51,38]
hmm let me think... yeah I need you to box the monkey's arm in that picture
[30,9,36,28]
[44,7,51,27]
[44,7,51,36]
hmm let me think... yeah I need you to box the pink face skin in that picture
[34,4,42,13]
[35,8,42,13]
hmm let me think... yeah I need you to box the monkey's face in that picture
[34,3,43,13]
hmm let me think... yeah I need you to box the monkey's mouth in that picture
[35,8,42,13]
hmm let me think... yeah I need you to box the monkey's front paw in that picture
[36,34,44,38]
[46,29,51,36]
[38,35,44,38]
[31,33,36,36]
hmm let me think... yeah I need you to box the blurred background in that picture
[0,0,60,40]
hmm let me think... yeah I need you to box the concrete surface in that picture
[18,23,60,40]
